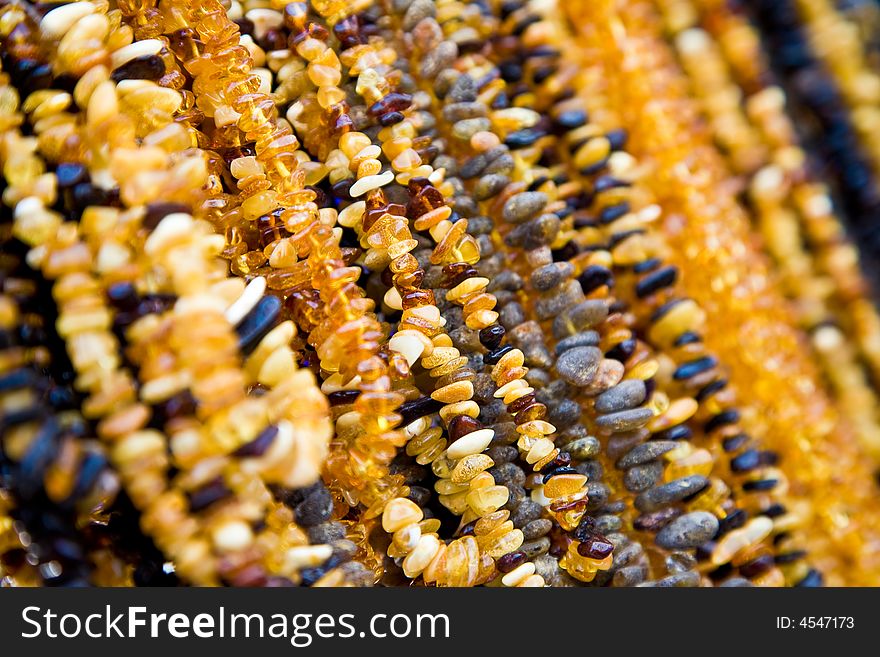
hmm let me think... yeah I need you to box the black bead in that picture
[636,266,678,298]
[555,109,588,130]
[188,478,233,512]
[578,265,614,294]
[715,508,748,538]
[398,396,444,426]
[796,569,823,587]
[484,344,514,365]
[143,202,191,231]
[236,295,281,355]
[633,258,661,274]
[722,433,749,453]
[233,425,279,458]
[705,409,740,434]
[652,424,692,441]
[111,54,165,83]
[730,449,761,472]
[696,378,727,403]
[672,356,717,381]
[479,324,506,349]
[598,202,630,224]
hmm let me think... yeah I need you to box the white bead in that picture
[144,213,193,255]
[446,428,494,460]
[389,331,427,366]
[501,561,536,587]
[41,2,95,39]
[225,276,267,326]
[349,170,394,197]
[384,286,403,311]
[111,39,163,69]
[212,521,253,552]
[13,196,44,220]
[284,545,333,571]
[245,8,284,39]
[402,535,440,578]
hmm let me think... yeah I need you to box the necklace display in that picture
[1,0,879,587]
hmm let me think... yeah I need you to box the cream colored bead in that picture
[41,2,96,39]
[349,170,394,197]
[388,330,431,366]
[446,277,489,302]
[212,520,253,552]
[383,286,403,311]
[284,544,333,571]
[402,535,441,578]
[494,379,530,399]
[245,8,284,39]
[225,276,267,326]
[501,561,536,587]
[446,428,495,460]
[382,498,423,533]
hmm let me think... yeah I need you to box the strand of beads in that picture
[0,52,125,586]
[545,6,819,587]
[107,2,385,585]
[186,0,431,585]
[480,0,717,587]
[326,1,560,586]
[411,0,729,586]
[793,0,880,180]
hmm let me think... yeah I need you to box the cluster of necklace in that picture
[1,0,879,588]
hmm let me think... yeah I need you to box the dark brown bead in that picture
[188,478,232,512]
[368,93,412,118]
[539,452,571,472]
[478,324,505,349]
[577,534,614,559]
[394,268,425,289]
[398,396,444,426]
[111,54,164,83]
[507,393,537,414]
[379,111,405,126]
[457,519,478,537]
[328,390,361,405]
[448,415,482,442]
[739,554,775,578]
[233,425,278,458]
[401,289,435,309]
[496,550,527,573]
[257,208,289,248]
[440,263,479,288]
[155,389,198,423]
[513,402,547,424]
[224,564,269,587]
[143,201,191,230]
